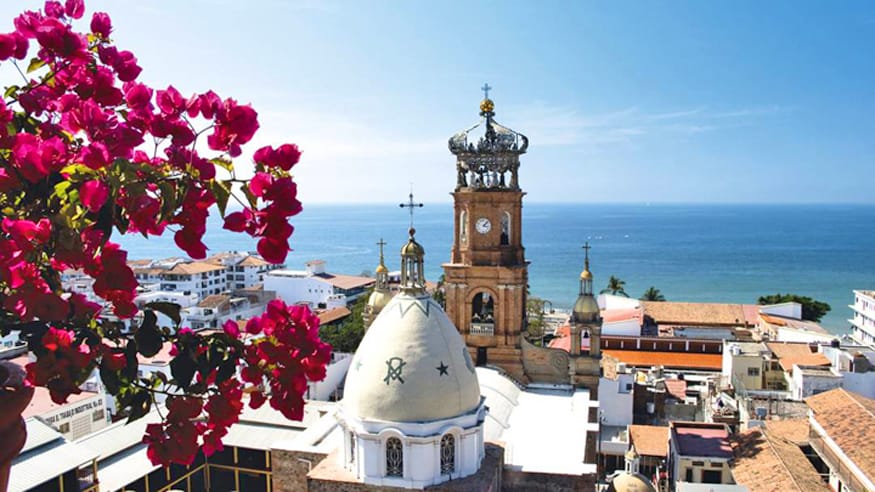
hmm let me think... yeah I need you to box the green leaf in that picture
[134,311,163,357]
[144,302,182,327]
[26,57,45,74]
[4,85,19,99]
[170,351,196,391]
[126,390,152,424]
[211,180,231,216]
[99,365,121,395]
[210,157,233,172]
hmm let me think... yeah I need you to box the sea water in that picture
[118,203,875,335]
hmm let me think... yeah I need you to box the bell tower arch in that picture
[442,86,529,381]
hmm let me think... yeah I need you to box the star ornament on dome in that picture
[436,361,449,376]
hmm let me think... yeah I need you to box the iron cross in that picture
[399,189,423,229]
[582,241,591,258]
[482,83,492,99]
[377,238,386,260]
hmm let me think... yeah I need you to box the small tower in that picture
[364,238,393,330]
[571,242,602,358]
[400,228,426,295]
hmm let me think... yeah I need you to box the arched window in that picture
[500,211,510,245]
[459,210,468,244]
[440,434,455,474]
[349,432,356,464]
[386,437,403,477]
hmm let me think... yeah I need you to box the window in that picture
[58,422,70,433]
[385,437,403,477]
[440,434,455,474]
[747,367,760,377]
[349,433,356,464]
[92,409,104,422]
[702,469,722,483]
[500,211,510,245]
[685,468,693,482]
[459,210,468,243]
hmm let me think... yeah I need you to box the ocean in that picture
[118,203,875,335]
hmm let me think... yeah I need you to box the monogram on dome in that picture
[448,83,529,191]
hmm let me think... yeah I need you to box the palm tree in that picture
[600,275,629,297]
[640,286,666,302]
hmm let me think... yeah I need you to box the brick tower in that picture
[442,85,529,382]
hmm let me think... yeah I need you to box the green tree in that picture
[319,294,369,352]
[640,286,666,302]
[526,297,548,344]
[600,276,629,297]
[757,293,831,322]
[432,274,447,308]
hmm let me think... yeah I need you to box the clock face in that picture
[475,217,492,234]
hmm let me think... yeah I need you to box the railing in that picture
[470,322,494,336]
[809,430,869,492]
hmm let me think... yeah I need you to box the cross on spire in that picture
[377,237,386,263]
[399,188,423,231]
[582,241,591,268]
[481,82,492,100]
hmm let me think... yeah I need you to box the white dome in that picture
[343,293,481,423]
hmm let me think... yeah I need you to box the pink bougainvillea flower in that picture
[80,180,109,212]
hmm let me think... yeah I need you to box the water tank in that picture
[646,402,656,414]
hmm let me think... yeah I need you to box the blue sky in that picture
[2,1,874,204]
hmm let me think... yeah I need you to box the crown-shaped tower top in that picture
[448,84,529,191]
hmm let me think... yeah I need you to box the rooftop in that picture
[317,306,351,325]
[629,424,669,457]
[642,301,757,327]
[197,293,230,309]
[731,419,828,492]
[805,388,875,481]
[313,272,375,290]
[603,349,723,371]
[671,422,733,459]
[165,261,227,275]
[766,342,831,372]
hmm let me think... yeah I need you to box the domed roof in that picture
[580,268,593,280]
[366,289,393,310]
[343,293,481,423]
[572,293,600,324]
[400,228,425,257]
[607,472,657,492]
[375,263,388,274]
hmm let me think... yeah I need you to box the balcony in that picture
[470,322,494,336]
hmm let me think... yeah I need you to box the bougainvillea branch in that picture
[0,0,330,466]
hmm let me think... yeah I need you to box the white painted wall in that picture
[775,327,835,344]
[602,319,640,336]
[760,303,801,320]
[598,373,634,426]
[599,294,640,311]
[265,270,347,308]
[308,352,352,401]
[791,367,842,400]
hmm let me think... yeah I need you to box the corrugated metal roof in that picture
[94,445,159,492]
[19,417,62,453]
[222,422,303,450]
[10,420,99,491]
[76,410,162,460]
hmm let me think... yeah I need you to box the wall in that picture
[760,303,801,319]
[725,354,764,391]
[266,273,337,308]
[271,448,329,492]
[308,353,352,401]
[602,319,641,337]
[39,392,108,440]
[791,368,842,400]
[520,337,570,384]
[842,371,875,398]
[502,469,596,491]
[598,374,634,426]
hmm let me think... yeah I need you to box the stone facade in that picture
[271,448,330,492]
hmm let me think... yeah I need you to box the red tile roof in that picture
[603,349,722,371]
[314,273,375,290]
[546,335,591,352]
[806,389,875,482]
[642,301,755,326]
[602,308,643,324]
[767,342,831,372]
[317,307,351,325]
[664,379,687,401]
[731,420,828,491]
[629,425,669,457]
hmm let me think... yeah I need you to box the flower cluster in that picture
[1,0,322,467]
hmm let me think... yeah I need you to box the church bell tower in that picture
[442,85,529,381]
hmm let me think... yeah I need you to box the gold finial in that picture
[480,82,495,115]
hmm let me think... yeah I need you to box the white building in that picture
[183,288,275,331]
[849,289,875,348]
[265,260,374,309]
